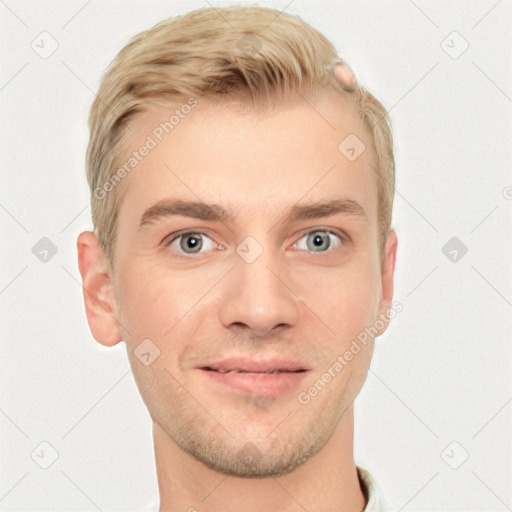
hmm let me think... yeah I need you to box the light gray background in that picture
[1,0,511,510]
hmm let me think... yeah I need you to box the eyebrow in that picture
[138,198,367,230]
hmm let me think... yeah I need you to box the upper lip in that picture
[198,356,310,373]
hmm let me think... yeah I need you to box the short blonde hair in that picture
[85,5,395,270]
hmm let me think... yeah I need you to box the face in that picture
[92,89,396,477]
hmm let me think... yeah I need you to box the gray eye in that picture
[180,233,203,253]
[168,232,216,254]
[294,230,342,252]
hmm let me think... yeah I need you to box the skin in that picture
[77,87,397,511]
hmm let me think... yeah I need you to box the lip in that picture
[197,356,311,373]
[196,356,311,397]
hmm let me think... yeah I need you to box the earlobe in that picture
[376,229,398,337]
[76,231,123,347]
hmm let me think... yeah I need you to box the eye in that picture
[164,228,345,256]
[166,230,219,255]
[293,229,343,252]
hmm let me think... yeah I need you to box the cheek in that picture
[114,262,181,340]
[309,261,381,339]
[114,259,220,349]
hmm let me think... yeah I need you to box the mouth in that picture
[200,367,308,375]
[197,358,310,397]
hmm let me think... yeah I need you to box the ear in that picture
[375,229,398,337]
[76,231,123,347]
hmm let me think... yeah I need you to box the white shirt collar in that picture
[357,465,388,511]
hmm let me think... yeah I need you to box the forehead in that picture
[116,91,377,228]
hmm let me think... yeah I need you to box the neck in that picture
[154,405,366,512]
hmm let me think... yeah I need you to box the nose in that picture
[218,254,300,338]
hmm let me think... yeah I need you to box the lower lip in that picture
[199,369,309,397]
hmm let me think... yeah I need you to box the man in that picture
[77,5,397,511]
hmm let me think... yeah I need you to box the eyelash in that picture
[164,228,347,256]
